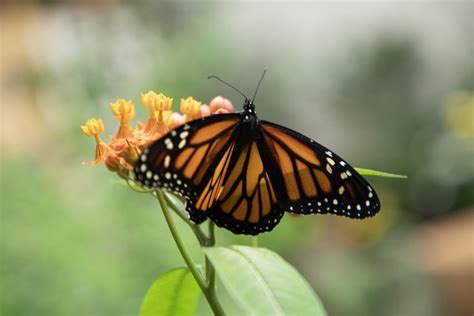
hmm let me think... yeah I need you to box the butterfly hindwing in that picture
[260,121,380,219]
[206,139,284,235]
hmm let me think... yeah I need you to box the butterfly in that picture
[133,72,380,235]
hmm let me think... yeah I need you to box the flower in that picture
[110,99,135,138]
[141,91,173,112]
[81,112,138,177]
[82,92,234,179]
[141,91,174,135]
[81,117,115,167]
[200,104,212,118]
[110,99,135,124]
[169,112,186,129]
[180,96,202,122]
[209,96,234,114]
[81,118,104,140]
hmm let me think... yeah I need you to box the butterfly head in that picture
[243,98,256,115]
[208,70,266,118]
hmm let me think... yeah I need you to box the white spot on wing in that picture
[338,186,345,195]
[164,138,173,150]
[326,164,333,174]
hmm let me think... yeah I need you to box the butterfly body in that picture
[134,99,380,235]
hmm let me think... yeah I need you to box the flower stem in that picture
[251,236,258,248]
[204,221,220,309]
[162,192,209,245]
[155,189,225,316]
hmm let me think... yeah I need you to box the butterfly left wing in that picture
[205,140,284,235]
[260,121,380,219]
[133,113,240,224]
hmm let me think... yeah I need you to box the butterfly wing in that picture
[133,113,240,224]
[205,139,284,235]
[260,121,380,218]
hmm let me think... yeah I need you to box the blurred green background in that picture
[1,1,473,315]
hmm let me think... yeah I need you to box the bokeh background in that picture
[1,1,473,315]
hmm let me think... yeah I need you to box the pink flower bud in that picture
[209,96,234,113]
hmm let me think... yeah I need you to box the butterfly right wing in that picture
[259,120,380,218]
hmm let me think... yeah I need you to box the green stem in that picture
[208,220,216,245]
[155,190,225,316]
[162,192,209,245]
[204,221,220,308]
[251,236,258,248]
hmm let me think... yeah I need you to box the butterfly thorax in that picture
[242,99,259,130]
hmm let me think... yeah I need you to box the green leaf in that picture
[355,168,407,179]
[204,246,327,316]
[140,267,200,316]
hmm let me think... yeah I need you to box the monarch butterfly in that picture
[133,72,380,235]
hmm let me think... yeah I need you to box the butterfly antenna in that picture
[252,68,267,103]
[208,74,248,100]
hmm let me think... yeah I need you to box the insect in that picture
[133,71,380,235]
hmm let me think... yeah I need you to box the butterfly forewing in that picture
[133,113,240,223]
[260,121,380,219]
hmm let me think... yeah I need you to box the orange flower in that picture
[110,99,135,138]
[82,93,235,179]
[80,116,136,178]
[81,117,104,139]
[141,91,173,135]
[81,118,115,166]
[180,96,202,122]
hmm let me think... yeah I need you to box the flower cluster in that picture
[82,92,234,179]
